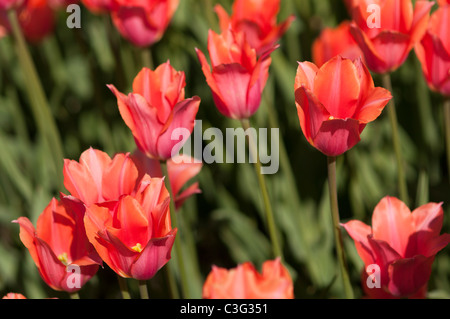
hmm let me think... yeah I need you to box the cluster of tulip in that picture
[1,0,450,300]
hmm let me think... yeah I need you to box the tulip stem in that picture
[445,98,450,183]
[240,119,283,260]
[138,280,149,299]
[161,161,191,299]
[7,9,64,189]
[327,156,354,299]
[382,73,409,205]
[117,276,131,299]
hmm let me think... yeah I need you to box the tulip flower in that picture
[312,21,364,67]
[196,29,273,120]
[342,196,450,298]
[294,55,392,156]
[415,4,450,97]
[0,0,55,43]
[110,0,179,47]
[2,293,27,299]
[203,258,293,299]
[214,0,294,56]
[81,0,116,13]
[108,62,200,161]
[13,197,101,293]
[349,0,433,74]
[84,176,177,280]
[131,150,202,209]
[63,148,140,207]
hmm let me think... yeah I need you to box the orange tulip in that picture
[312,21,364,67]
[196,29,273,119]
[415,4,450,97]
[131,150,202,209]
[110,0,179,47]
[84,175,177,280]
[349,0,433,73]
[203,258,293,299]
[63,148,139,207]
[294,55,392,156]
[214,0,294,56]
[13,197,101,293]
[342,196,450,298]
[108,62,200,161]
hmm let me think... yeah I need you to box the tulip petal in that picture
[387,255,434,297]
[102,153,139,202]
[313,56,360,119]
[156,96,200,159]
[341,220,374,266]
[313,118,361,157]
[294,86,330,146]
[372,196,414,256]
[356,87,392,123]
[130,229,177,280]
[295,61,318,92]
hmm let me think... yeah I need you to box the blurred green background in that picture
[0,0,449,299]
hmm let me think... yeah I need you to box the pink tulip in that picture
[196,29,273,119]
[108,62,200,161]
[342,196,450,298]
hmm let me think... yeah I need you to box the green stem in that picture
[140,47,154,69]
[161,161,191,299]
[327,156,354,299]
[7,9,64,189]
[240,119,283,260]
[117,275,131,299]
[263,92,311,262]
[444,98,450,183]
[138,280,149,299]
[381,73,409,205]
[164,263,180,299]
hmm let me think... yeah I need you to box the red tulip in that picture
[0,0,55,43]
[342,196,450,298]
[108,62,200,161]
[110,0,179,47]
[13,197,101,293]
[349,0,433,73]
[415,4,450,97]
[294,55,392,156]
[81,0,116,13]
[84,176,176,280]
[63,148,139,207]
[196,29,273,119]
[214,0,294,56]
[438,0,450,5]
[131,149,202,209]
[203,258,293,299]
[312,21,364,67]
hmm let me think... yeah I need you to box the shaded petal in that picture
[130,228,177,280]
[156,96,200,160]
[312,118,361,157]
[387,255,434,297]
